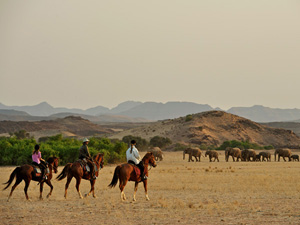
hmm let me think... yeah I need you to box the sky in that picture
[0,0,300,110]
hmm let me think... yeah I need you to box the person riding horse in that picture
[32,144,48,183]
[126,140,147,181]
[79,138,96,180]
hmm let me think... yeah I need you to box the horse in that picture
[108,152,157,201]
[56,153,104,199]
[3,157,59,202]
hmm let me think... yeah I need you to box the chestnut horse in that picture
[56,153,104,199]
[108,152,157,201]
[3,157,59,201]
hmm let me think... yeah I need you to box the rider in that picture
[32,144,48,182]
[126,140,147,181]
[79,138,96,180]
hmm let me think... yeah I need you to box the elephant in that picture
[291,155,299,161]
[205,150,219,162]
[183,147,202,162]
[255,154,261,161]
[258,152,271,162]
[225,147,241,162]
[241,149,257,162]
[274,148,292,161]
[149,147,164,161]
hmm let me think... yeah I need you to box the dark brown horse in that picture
[56,153,104,199]
[3,157,59,202]
[108,152,157,201]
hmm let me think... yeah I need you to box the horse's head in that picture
[143,152,157,167]
[47,157,59,173]
[94,153,104,169]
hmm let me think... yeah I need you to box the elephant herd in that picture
[182,147,300,162]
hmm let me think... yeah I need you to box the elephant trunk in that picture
[274,151,277,161]
[183,151,185,160]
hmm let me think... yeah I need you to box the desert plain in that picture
[1,151,300,225]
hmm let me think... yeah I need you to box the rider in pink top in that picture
[32,151,41,164]
[32,144,47,182]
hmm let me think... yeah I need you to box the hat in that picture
[83,138,90,143]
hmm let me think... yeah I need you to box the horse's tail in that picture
[56,163,72,181]
[3,167,20,190]
[108,165,121,188]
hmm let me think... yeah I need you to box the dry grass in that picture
[1,151,300,224]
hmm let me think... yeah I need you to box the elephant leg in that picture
[232,156,235,162]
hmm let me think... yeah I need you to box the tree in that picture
[149,136,172,149]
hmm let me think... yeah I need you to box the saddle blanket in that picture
[128,162,141,177]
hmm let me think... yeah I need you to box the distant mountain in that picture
[0,109,30,116]
[228,105,300,122]
[109,111,300,148]
[109,101,143,114]
[116,102,214,120]
[0,101,215,121]
[2,102,300,123]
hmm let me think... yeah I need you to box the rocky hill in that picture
[109,111,300,148]
[0,116,114,139]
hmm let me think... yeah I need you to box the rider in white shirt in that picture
[126,140,147,181]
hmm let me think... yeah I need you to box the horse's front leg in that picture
[75,177,83,199]
[133,182,138,201]
[39,182,44,200]
[45,180,53,198]
[143,180,149,201]
[85,179,97,198]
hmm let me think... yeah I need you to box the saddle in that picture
[128,161,141,177]
[77,159,97,173]
[32,165,49,177]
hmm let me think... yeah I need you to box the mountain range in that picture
[1,101,300,123]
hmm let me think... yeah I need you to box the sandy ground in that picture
[1,151,300,225]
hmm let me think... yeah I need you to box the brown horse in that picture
[3,157,59,202]
[56,153,104,199]
[108,152,157,201]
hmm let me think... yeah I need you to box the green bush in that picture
[0,135,128,166]
[185,114,193,122]
[149,136,172,148]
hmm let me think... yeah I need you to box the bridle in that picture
[94,154,104,170]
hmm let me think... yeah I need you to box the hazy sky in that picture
[1,1,300,110]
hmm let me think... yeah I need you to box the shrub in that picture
[150,136,172,149]
[185,114,193,122]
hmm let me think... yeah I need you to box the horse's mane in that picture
[94,153,104,161]
[47,156,58,164]
[142,152,154,160]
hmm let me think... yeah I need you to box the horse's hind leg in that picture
[75,177,83,199]
[45,180,53,199]
[133,182,139,201]
[7,177,22,202]
[85,180,96,198]
[24,178,31,201]
[119,179,128,201]
[64,175,73,199]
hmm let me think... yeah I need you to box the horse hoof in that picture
[47,194,50,199]
[93,195,97,198]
